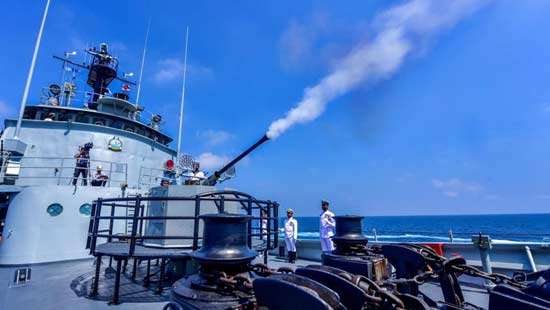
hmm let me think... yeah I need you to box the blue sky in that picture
[1,0,550,216]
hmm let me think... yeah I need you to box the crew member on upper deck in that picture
[190,162,205,184]
[160,179,170,188]
[97,43,113,65]
[91,166,109,187]
[320,200,336,253]
[72,143,92,186]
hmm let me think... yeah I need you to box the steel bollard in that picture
[472,234,493,287]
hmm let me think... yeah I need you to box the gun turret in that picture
[202,134,269,186]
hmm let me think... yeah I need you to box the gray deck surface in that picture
[0,258,170,310]
[0,254,491,309]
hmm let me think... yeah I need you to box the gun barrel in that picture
[204,134,269,185]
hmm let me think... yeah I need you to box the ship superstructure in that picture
[0,43,178,264]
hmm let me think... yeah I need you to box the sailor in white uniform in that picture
[320,200,336,253]
[182,162,206,185]
[284,208,298,263]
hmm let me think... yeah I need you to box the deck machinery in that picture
[322,215,389,281]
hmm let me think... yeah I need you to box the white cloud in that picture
[110,41,128,53]
[267,0,489,138]
[69,36,87,51]
[154,58,183,83]
[197,129,234,146]
[189,64,214,80]
[278,13,348,72]
[279,18,324,69]
[153,58,213,84]
[197,152,230,170]
[432,178,482,198]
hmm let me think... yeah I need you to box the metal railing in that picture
[0,155,128,187]
[137,166,210,189]
[137,166,172,189]
[277,224,550,244]
[39,87,161,123]
[87,190,279,257]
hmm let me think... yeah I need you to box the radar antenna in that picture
[52,43,136,109]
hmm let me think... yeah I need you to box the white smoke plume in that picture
[267,0,488,139]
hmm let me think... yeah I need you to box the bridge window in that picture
[46,203,63,217]
[93,118,106,126]
[111,120,123,129]
[57,113,68,121]
[75,114,89,124]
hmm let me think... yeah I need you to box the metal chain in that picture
[201,270,254,293]
[384,270,436,286]
[215,273,254,291]
[354,275,406,309]
[405,245,527,289]
[250,263,294,276]
[450,264,526,289]
[250,263,273,276]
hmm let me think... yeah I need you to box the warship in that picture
[2,3,550,310]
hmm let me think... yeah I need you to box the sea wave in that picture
[291,232,467,241]
[282,232,547,244]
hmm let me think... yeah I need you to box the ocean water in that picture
[278,214,550,244]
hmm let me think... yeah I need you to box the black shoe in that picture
[290,251,296,263]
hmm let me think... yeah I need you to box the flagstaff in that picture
[14,0,51,139]
[135,17,151,106]
[176,26,190,157]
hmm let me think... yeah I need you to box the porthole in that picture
[46,203,63,217]
[79,203,92,216]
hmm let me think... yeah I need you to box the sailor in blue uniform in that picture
[72,143,92,186]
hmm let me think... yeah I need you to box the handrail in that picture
[39,87,161,123]
[283,227,550,244]
[96,196,273,204]
[0,155,127,187]
[137,166,215,189]
[137,166,175,189]
[3,155,126,163]
[87,191,280,258]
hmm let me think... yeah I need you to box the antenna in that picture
[136,18,151,106]
[14,0,51,139]
[176,26,190,157]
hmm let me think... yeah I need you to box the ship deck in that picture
[0,254,491,309]
[94,242,191,259]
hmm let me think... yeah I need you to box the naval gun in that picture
[202,134,270,186]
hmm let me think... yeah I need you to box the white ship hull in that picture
[0,185,142,265]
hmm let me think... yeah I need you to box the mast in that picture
[176,26,190,157]
[135,18,151,106]
[14,0,51,139]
